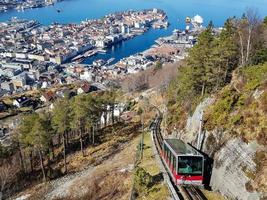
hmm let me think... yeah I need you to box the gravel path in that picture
[45,166,94,200]
[44,140,137,200]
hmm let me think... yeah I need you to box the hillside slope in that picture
[167,63,267,200]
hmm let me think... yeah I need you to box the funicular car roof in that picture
[164,139,202,156]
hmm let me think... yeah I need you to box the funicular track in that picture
[151,113,206,200]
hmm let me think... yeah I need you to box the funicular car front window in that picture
[178,156,202,175]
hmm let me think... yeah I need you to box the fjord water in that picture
[0,0,266,64]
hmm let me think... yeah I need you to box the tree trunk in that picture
[104,111,107,127]
[38,149,46,182]
[201,82,206,97]
[238,31,245,67]
[246,27,252,65]
[47,150,52,179]
[79,127,84,157]
[224,60,229,83]
[29,150,33,173]
[50,139,55,160]
[66,131,69,148]
[216,65,221,90]
[47,151,51,167]
[62,132,67,173]
[111,104,114,125]
[57,134,61,147]
[92,125,95,145]
[18,143,25,173]
[0,190,3,200]
[70,130,73,139]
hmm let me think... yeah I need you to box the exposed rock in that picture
[210,138,260,200]
[173,98,266,200]
[181,97,215,146]
[252,89,264,99]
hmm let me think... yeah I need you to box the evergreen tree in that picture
[70,95,88,156]
[213,18,239,87]
[39,111,55,170]
[18,113,39,173]
[186,25,215,96]
[52,98,71,173]
[31,114,50,181]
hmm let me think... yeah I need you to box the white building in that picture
[80,71,94,82]
[100,103,124,126]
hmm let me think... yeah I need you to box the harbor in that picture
[0,0,62,13]
[71,50,98,63]
[0,9,168,66]
[0,0,261,67]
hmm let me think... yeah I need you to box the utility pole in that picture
[164,106,167,136]
[140,109,144,160]
[92,124,95,145]
[139,95,148,160]
[197,110,203,150]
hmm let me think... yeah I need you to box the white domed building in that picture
[191,15,204,29]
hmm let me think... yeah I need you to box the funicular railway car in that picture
[161,139,204,185]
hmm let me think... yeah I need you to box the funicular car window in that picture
[178,156,202,175]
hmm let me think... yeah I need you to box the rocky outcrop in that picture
[175,98,266,200]
[183,97,215,146]
[210,138,260,200]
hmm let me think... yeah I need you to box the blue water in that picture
[0,0,266,64]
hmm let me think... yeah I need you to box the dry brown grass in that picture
[62,171,130,200]
[12,121,142,200]
[49,133,142,200]
[121,62,178,93]
[201,190,226,200]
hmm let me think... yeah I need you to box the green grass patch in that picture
[204,87,242,130]
[138,133,161,175]
[204,63,267,145]
[133,133,169,200]
[240,63,267,91]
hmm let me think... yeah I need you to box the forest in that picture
[167,10,267,130]
[0,90,120,198]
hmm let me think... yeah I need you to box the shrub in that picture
[230,114,243,125]
[260,92,267,114]
[245,181,254,192]
[204,87,240,130]
[241,63,267,91]
[134,167,153,194]
[253,151,267,173]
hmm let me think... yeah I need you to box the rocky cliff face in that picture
[210,138,260,200]
[175,98,266,200]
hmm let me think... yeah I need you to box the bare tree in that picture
[0,163,17,200]
[121,71,149,92]
[236,8,261,67]
[121,62,179,92]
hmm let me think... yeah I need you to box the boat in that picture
[84,50,98,57]
[71,54,84,61]
[15,5,23,10]
[0,6,7,12]
[107,58,115,65]
[97,49,107,54]
[93,59,106,67]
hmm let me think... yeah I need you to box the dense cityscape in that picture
[0,9,204,148]
[0,0,61,12]
[0,9,168,96]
